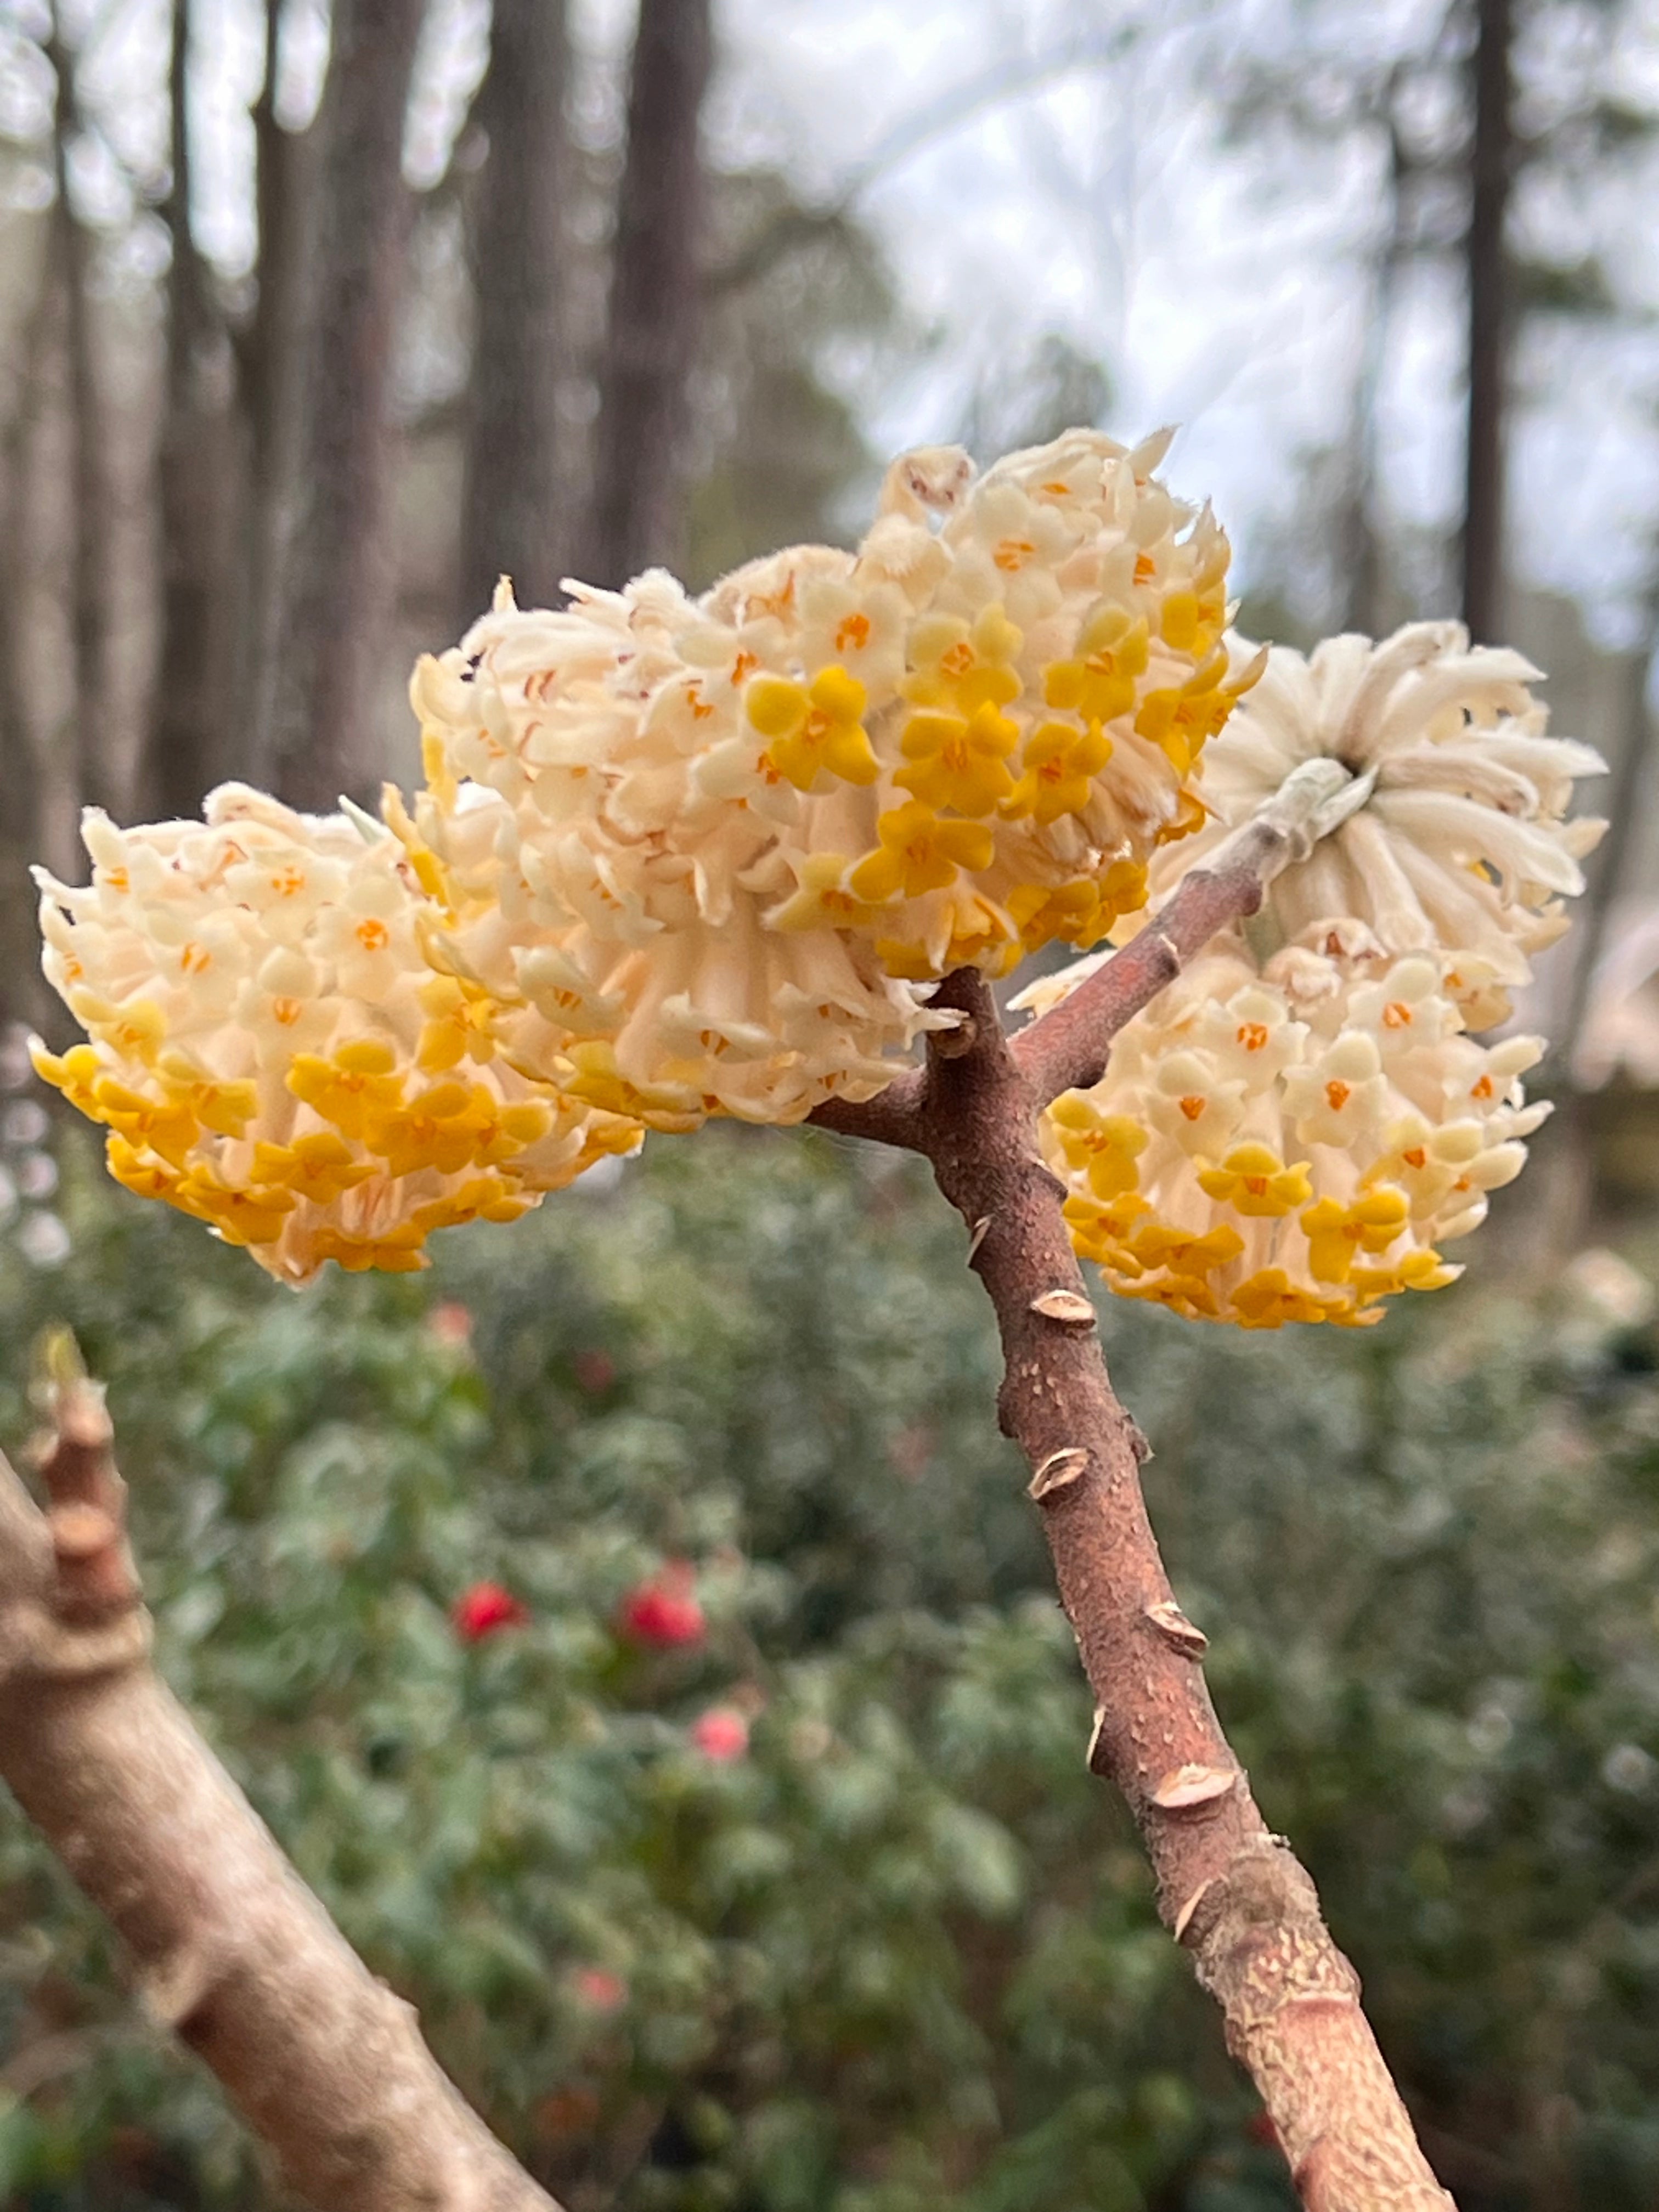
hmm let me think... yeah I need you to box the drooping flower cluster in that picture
[32,786,639,1283]
[1147,622,1605,1022]
[1033,926,1548,1327]
[398,429,1250,1127]
[1034,620,1602,1325]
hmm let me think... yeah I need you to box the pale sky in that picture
[16,0,1659,638]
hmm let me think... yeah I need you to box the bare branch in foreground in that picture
[857,970,1454,2210]
[0,1373,560,2212]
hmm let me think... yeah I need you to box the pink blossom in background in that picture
[690,1706,749,1762]
[428,1301,473,1348]
[571,1967,627,2013]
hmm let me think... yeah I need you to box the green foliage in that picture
[0,1127,1656,2210]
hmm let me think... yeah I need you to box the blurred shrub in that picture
[0,1124,1655,2211]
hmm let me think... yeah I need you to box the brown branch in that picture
[853,972,1455,2210]
[811,765,1451,2205]
[1012,759,1365,1105]
[0,1373,562,2212]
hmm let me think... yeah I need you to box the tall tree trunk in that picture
[263,0,426,812]
[582,0,713,590]
[0,271,54,1033]
[1341,111,1408,636]
[143,0,235,822]
[47,16,112,817]
[239,0,315,786]
[457,0,571,622]
[1462,0,1512,643]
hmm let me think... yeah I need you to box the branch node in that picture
[1085,1706,1111,1776]
[930,1016,977,1059]
[1142,1597,1208,1658]
[1028,1288,1096,1328]
[139,1945,221,2037]
[1126,1418,1152,1464]
[1150,1762,1238,1813]
[1028,1447,1088,1504]
[49,1500,117,1561]
[1173,1877,1216,1945]
[966,1214,992,1264]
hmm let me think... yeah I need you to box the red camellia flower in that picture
[451,1582,529,1642]
[690,1706,749,1762]
[618,1561,706,1649]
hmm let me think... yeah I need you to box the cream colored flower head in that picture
[32,786,639,1284]
[403,428,1250,1126]
[1151,622,1605,1022]
[1027,923,1547,1329]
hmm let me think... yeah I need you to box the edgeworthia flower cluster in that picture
[1032,623,1605,1327]
[31,444,1602,1316]
[397,428,1245,1127]
[32,788,639,1283]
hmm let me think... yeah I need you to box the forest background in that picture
[1,0,1658,2207]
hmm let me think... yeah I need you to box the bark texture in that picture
[458,0,571,620]
[263,0,425,810]
[1463,0,1512,644]
[811,776,1455,2210]
[0,1375,562,2212]
[582,0,713,588]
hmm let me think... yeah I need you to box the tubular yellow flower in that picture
[32,787,639,1284]
[1026,931,1547,1328]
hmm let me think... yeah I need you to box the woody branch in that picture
[0,1365,558,2212]
[811,760,1454,2212]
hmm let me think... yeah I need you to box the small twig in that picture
[1012,759,1368,1104]
[0,1378,561,2212]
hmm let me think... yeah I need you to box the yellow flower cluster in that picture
[32,787,639,1283]
[1029,926,1547,1328]
[400,429,1252,1127]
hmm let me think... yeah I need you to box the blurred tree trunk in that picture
[457,0,571,622]
[1462,0,1512,642]
[263,0,425,811]
[47,16,112,817]
[0,277,53,1032]
[239,0,315,787]
[582,0,713,589]
[142,0,236,822]
[1340,107,1409,636]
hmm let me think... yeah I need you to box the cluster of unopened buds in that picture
[30,431,1604,1324]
